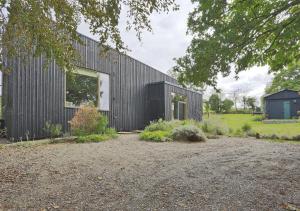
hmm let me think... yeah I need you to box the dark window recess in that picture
[172,93,187,120]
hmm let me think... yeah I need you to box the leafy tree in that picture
[265,61,300,94]
[208,94,221,113]
[246,97,256,112]
[242,96,247,111]
[0,0,177,71]
[173,0,300,88]
[203,101,210,118]
[221,99,234,113]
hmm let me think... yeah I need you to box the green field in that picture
[206,114,300,137]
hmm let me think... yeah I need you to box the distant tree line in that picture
[204,93,259,116]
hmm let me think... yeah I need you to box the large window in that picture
[0,71,2,119]
[65,69,110,111]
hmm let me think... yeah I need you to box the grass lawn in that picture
[206,114,300,137]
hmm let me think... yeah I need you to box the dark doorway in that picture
[172,93,187,120]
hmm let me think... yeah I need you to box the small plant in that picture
[171,125,207,142]
[43,121,62,140]
[139,130,170,142]
[241,123,252,133]
[104,128,118,138]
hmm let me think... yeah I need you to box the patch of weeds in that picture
[10,140,52,148]
[139,130,171,142]
[75,134,116,143]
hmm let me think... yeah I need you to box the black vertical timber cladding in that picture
[4,34,201,139]
[148,81,202,122]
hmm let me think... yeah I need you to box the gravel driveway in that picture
[0,134,299,210]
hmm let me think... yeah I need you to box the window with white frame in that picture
[99,73,110,111]
[65,68,110,111]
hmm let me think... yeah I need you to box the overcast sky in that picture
[77,0,273,106]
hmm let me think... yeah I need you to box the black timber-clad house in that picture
[264,89,300,119]
[1,34,202,140]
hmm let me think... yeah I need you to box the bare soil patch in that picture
[0,135,299,210]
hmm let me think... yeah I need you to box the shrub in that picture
[171,125,207,142]
[104,128,118,138]
[292,135,300,141]
[139,130,170,142]
[252,115,265,122]
[69,105,108,136]
[144,119,173,132]
[234,129,243,137]
[43,121,62,140]
[241,123,252,133]
[75,134,112,143]
[201,120,228,135]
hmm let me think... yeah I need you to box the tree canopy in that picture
[173,0,300,88]
[265,61,300,94]
[0,0,177,71]
[221,99,234,113]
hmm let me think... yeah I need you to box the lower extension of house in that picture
[1,34,203,140]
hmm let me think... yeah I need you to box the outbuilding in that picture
[264,89,300,119]
[0,34,202,140]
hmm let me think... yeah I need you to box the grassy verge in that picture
[206,114,300,141]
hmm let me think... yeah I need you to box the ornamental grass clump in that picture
[171,125,207,142]
[201,120,228,135]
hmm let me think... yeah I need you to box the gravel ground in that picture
[0,134,299,210]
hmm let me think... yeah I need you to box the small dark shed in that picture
[264,89,300,119]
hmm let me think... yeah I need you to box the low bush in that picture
[139,130,171,142]
[69,105,111,136]
[144,119,173,132]
[171,125,207,142]
[202,120,228,135]
[234,129,243,137]
[241,123,252,133]
[252,115,265,122]
[75,134,112,143]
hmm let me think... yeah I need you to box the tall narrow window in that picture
[0,71,2,119]
[99,73,110,111]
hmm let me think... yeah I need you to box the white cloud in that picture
[77,0,273,105]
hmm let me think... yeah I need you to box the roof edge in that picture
[263,89,299,98]
[148,81,203,95]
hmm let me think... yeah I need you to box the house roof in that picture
[263,89,299,98]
